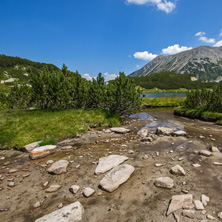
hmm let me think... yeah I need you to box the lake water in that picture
[143,92,187,97]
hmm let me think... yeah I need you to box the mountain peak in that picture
[130,45,222,82]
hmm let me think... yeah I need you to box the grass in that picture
[0,108,122,149]
[142,96,186,107]
[142,88,188,93]
[174,106,222,124]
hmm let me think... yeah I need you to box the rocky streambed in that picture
[1,108,222,222]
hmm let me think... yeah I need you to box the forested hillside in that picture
[0,54,59,93]
[131,72,214,90]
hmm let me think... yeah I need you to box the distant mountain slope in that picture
[130,46,222,82]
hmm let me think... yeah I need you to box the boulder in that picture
[35,201,84,222]
[167,194,193,216]
[110,127,130,134]
[95,155,128,174]
[154,177,174,189]
[83,187,95,197]
[170,165,186,176]
[45,185,62,193]
[137,128,149,137]
[99,164,135,192]
[156,127,174,136]
[29,145,57,160]
[23,141,41,152]
[218,212,222,219]
[199,150,212,157]
[47,160,69,175]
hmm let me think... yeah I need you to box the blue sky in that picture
[0,0,222,81]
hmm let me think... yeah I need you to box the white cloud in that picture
[136,64,140,68]
[156,1,175,14]
[199,36,215,44]
[162,44,192,55]
[134,51,158,61]
[128,54,132,57]
[213,40,222,47]
[195,31,205,37]
[220,29,222,37]
[195,31,215,44]
[104,72,118,81]
[82,73,94,81]
[126,0,176,14]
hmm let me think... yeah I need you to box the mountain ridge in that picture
[130,46,222,82]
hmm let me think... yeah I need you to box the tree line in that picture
[131,72,214,90]
[0,65,142,115]
[184,84,222,112]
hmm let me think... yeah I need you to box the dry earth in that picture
[0,109,222,222]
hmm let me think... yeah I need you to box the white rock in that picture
[182,210,195,219]
[172,130,187,137]
[170,165,186,176]
[43,181,49,187]
[110,127,130,134]
[214,162,222,166]
[192,163,201,168]
[194,200,204,210]
[57,203,63,209]
[33,201,41,208]
[218,212,222,219]
[46,160,54,165]
[156,127,174,136]
[211,146,220,152]
[35,201,84,222]
[7,182,15,187]
[69,185,80,194]
[199,150,212,157]
[83,187,95,197]
[137,128,149,137]
[207,214,216,220]
[47,160,69,175]
[201,194,210,206]
[9,169,17,173]
[23,141,41,152]
[29,145,57,160]
[154,177,174,189]
[99,164,135,192]
[45,185,62,193]
[155,163,163,167]
[128,150,134,154]
[95,155,128,175]
[167,194,193,216]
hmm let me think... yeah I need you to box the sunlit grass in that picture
[142,96,186,107]
[0,108,122,149]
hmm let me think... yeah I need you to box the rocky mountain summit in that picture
[130,46,222,82]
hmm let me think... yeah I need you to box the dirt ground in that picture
[1,108,222,222]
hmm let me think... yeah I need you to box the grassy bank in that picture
[174,107,222,125]
[142,88,188,93]
[142,96,186,107]
[0,109,122,149]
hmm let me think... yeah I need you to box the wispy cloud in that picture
[82,73,94,81]
[126,0,176,14]
[134,51,158,61]
[195,32,215,44]
[214,40,222,47]
[162,44,192,55]
[220,29,222,37]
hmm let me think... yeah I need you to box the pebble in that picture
[201,194,209,206]
[57,203,63,209]
[218,212,222,219]
[83,187,95,197]
[192,163,201,168]
[213,162,222,166]
[155,163,163,167]
[7,182,15,187]
[182,210,195,219]
[69,185,80,194]
[178,157,183,161]
[207,214,215,220]
[33,201,41,208]
[194,200,205,210]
